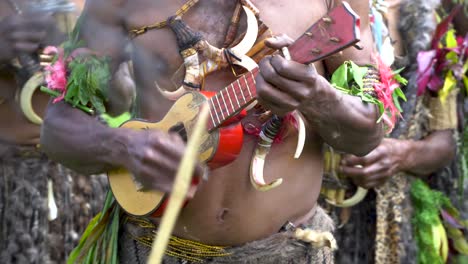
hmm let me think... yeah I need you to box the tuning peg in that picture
[322,17,333,23]
[310,48,322,55]
[329,37,341,43]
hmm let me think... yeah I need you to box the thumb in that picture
[264,34,294,49]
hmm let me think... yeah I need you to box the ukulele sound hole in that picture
[169,122,187,142]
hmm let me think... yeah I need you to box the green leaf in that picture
[446,51,459,63]
[61,54,111,115]
[392,67,405,75]
[350,61,367,89]
[392,92,403,112]
[439,71,456,102]
[67,212,102,264]
[377,102,385,116]
[65,84,78,101]
[110,206,121,264]
[331,63,348,88]
[394,87,407,101]
[90,95,106,114]
[463,75,468,95]
[393,73,408,86]
[445,29,458,48]
[78,85,89,106]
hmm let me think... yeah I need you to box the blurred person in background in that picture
[0,0,107,263]
[324,0,468,263]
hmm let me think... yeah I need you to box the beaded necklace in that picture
[130,0,201,38]
[129,0,264,99]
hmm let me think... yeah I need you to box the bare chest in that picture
[124,0,236,80]
[123,0,329,91]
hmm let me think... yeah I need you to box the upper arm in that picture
[80,0,129,71]
[324,0,374,73]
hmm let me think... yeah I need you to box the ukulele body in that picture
[108,91,244,217]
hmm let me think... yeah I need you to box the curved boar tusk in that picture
[292,110,306,159]
[250,145,283,191]
[20,72,44,125]
[233,54,258,71]
[326,187,368,208]
[154,82,188,101]
[230,5,259,58]
[198,5,258,78]
[156,50,200,101]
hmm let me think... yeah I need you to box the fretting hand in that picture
[255,35,337,118]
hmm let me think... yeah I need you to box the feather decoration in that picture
[374,55,405,132]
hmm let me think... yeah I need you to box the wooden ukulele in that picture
[108,2,361,217]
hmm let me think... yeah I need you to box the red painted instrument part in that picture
[151,92,244,217]
[202,91,245,169]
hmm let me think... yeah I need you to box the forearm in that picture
[401,130,456,176]
[302,86,383,156]
[313,1,382,155]
[40,101,128,174]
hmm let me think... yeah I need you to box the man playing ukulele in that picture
[41,0,385,262]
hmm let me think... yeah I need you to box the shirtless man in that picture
[40,0,383,262]
[0,1,107,263]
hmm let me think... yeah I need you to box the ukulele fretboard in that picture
[207,68,259,130]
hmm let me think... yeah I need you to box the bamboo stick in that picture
[147,104,210,264]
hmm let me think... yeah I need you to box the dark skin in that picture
[340,131,456,189]
[340,1,462,189]
[0,0,85,145]
[41,0,383,245]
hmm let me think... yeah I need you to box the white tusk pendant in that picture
[20,72,44,125]
[292,110,306,159]
[155,82,189,101]
[325,187,368,208]
[249,115,284,192]
[230,5,259,58]
[250,145,283,191]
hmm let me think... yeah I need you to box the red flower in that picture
[374,55,401,132]
[43,46,67,103]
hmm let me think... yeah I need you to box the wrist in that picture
[396,139,416,172]
[299,80,342,125]
[101,127,131,168]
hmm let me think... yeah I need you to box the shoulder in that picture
[332,0,370,19]
[82,0,127,25]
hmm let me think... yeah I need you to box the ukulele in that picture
[108,2,361,217]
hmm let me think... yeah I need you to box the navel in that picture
[216,208,230,223]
